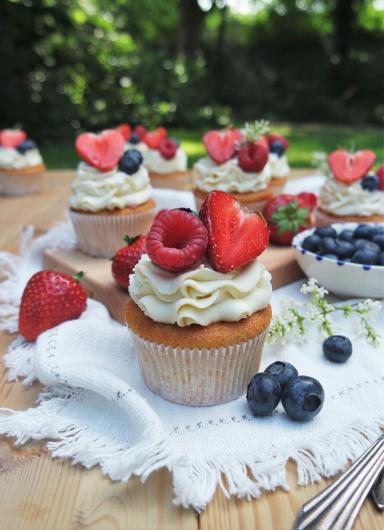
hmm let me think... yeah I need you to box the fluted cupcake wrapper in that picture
[129,327,269,407]
[69,206,156,258]
[0,170,44,196]
[149,171,193,191]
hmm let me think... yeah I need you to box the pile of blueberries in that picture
[301,223,384,266]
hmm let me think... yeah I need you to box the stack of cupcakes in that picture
[69,129,156,258]
[126,190,272,406]
[0,129,46,196]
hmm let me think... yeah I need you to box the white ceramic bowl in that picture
[292,222,384,299]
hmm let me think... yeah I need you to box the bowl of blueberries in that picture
[292,223,384,298]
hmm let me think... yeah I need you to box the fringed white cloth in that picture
[0,185,384,511]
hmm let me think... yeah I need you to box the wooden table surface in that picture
[0,170,382,530]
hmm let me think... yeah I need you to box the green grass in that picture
[41,123,384,170]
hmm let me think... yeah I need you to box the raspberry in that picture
[159,138,178,160]
[146,209,208,272]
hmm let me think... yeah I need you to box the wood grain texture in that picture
[0,170,382,530]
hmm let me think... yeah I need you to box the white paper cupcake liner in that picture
[0,170,44,196]
[150,171,193,191]
[69,205,156,258]
[129,327,269,406]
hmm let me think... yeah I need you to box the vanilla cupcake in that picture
[69,129,156,258]
[316,149,384,226]
[267,132,290,192]
[0,129,45,196]
[126,191,272,406]
[194,123,274,211]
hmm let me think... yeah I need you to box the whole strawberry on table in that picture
[263,192,317,246]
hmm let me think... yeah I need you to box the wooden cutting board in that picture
[43,246,303,324]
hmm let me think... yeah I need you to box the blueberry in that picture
[338,229,354,242]
[129,133,140,144]
[378,252,384,266]
[322,254,338,260]
[301,234,322,253]
[323,335,352,363]
[269,140,285,157]
[372,225,384,236]
[314,226,337,239]
[353,239,380,253]
[353,224,374,240]
[16,139,36,153]
[337,240,355,259]
[246,373,281,417]
[281,376,324,422]
[119,149,143,175]
[361,174,380,191]
[351,250,378,265]
[264,362,298,389]
[320,237,338,255]
[372,234,384,250]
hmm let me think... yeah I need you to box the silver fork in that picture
[294,433,384,530]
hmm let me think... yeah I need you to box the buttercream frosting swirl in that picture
[69,162,151,212]
[319,176,384,216]
[143,147,187,174]
[194,156,271,193]
[129,254,272,327]
[269,153,290,178]
[0,147,43,169]
[125,141,148,154]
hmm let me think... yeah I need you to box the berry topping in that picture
[269,140,286,157]
[159,138,178,160]
[376,165,384,190]
[282,376,324,422]
[76,129,125,172]
[267,133,289,150]
[323,335,352,363]
[247,373,281,417]
[328,149,376,184]
[116,123,131,141]
[0,129,27,148]
[119,149,143,175]
[146,209,208,272]
[238,141,269,173]
[19,271,87,341]
[16,139,36,153]
[112,235,147,290]
[134,124,147,139]
[203,129,243,164]
[142,127,167,149]
[129,133,140,144]
[361,174,380,191]
[264,361,298,389]
[199,190,269,272]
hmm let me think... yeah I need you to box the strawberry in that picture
[238,142,269,172]
[159,138,178,160]
[203,129,243,164]
[267,133,289,150]
[142,127,167,149]
[328,149,376,184]
[263,193,317,246]
[116,123,131,141]
[19,271,87,341]
[200,190,269,272]
[134,124,147,139]
[76,129,125,172]
[376,165,384,191]
[112,235,147,290]
[0,129,27,148]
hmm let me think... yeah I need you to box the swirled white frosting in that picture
[194,156,272,193]
[129,254,272,327]
[125,141,148,154]
[143,147,187,174]
[319,176,384,216]
[0,147,43,169]
[69,162,152,212]
[269,153,290,178]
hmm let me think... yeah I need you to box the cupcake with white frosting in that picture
[0,129,46,196]
[194,122,274,211]
[69,129,156,257]
[126,190,272,406]
[267,132,290,192]
[316,148,384,226]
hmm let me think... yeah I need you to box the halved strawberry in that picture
[238,142,269,173]
[0,129,27,148]
[142,127,168,149]
[203,129,243,165]
[376,165,384,191]
[116,123,131,141]
[328,149,376,184]
[199,190,269,272]
[267,133,289,150]
[75,129,125,172]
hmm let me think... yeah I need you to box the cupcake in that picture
[0,129,46,196]
[69,129,156,258]
[193,123,274,211]
[117,123,149,155]
[141,128,191,190]
[267,132,290,192]
[126,191,272,406]
[316,149,384,226]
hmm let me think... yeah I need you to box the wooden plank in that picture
[0,170,382,530]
